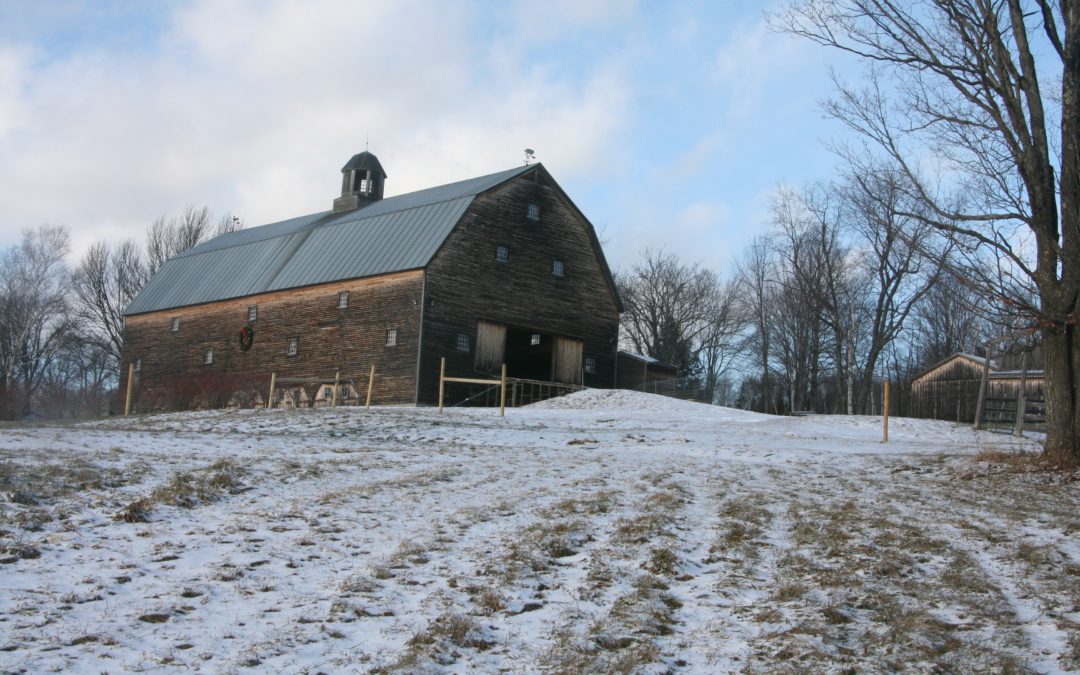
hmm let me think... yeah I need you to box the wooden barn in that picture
[120,152,622,410]
[615,351,680,393]
[910,352,1044,424]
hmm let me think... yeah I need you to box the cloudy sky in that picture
[0,0,854,274]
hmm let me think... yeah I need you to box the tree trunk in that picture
[1043,325,1080,465]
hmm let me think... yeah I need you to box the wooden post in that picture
[882,380,890,443]
[973,345,992,430]
[267,372,277,410]
[438,357,446,412]
[1014,352,1029,437]
[123,362,135,416]
[499,363,507,417]
[332,371,340,407]
[365,365,375,410]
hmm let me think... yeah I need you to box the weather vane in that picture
[524,148,535,166]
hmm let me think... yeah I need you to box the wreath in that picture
[238,324,255,351]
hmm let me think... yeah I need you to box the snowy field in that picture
[1,389,1077,673]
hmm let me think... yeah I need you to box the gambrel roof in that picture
[125,165,536,315]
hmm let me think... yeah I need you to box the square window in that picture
[171,317,180,332]
[248,305,257,322]
[552,259,564,277]
[287,337,298,356]
[203,348,213,365]
[531,333,541,346]
[385,328,398,347]
[584,356,596,374]
[527,202,541,221]
[496,245,509,263]
[456,333,470,352]
[338,291,349,308]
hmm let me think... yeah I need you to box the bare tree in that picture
[842,166,944,412]
[0,226,75,419]
[735,236,778,413]
[72,240,147,372]
[773,0,1080,462]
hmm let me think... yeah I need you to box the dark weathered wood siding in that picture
[121,271,423,411]
[616,353,679,392]
[418,170,620,405]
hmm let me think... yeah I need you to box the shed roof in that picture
[125,164,533,315]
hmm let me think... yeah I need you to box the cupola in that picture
[332,151,387,213]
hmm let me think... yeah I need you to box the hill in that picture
[1,391,1076,673]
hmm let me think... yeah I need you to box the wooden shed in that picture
[910,352,1044,424]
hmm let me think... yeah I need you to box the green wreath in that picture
[238,324,255,351]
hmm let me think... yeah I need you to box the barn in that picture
[120,152,622,411]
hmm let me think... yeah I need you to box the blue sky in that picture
[0,0,854,274]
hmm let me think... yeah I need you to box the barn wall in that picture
[120,270,423,411]
[418,171,620,405]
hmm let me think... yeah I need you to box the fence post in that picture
[332,371,340,407]
[882,380,890,443]
[973,345,992,430]
[267,372,277,410]
[438,357,445,412]
[1014,352,1028,437]
[365,365,375,410]
[500,364,507,417]
[124,362,135,416]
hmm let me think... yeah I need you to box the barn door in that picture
[552,337,583,384]
[475,320,506,373]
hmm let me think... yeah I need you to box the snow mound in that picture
[528,388,753,416]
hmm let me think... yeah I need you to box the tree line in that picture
[0,208,241,420]
[620,0,1078,464]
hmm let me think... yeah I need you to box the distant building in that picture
[616,351,680,393]
[910,352,1044,423]
[121,152,622,410]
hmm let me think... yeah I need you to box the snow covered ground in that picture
[1,390,1077,673]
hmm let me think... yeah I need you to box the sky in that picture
[0,0,855,275]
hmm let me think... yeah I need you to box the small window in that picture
[531,333,541,346]
[133,358,142,373]
[496,245,509,263]
[552,259,565,277]
[338,291,349,309]
[203,348,214,365]
[171,317,180,332]
[385,328,398,347]
[527,202,541,221]
[287,337,298,356]
[584,356,596,374]
[323,386,333,397]
[248,305,257,322]
[456,333,470,352]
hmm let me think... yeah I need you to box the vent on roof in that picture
[333,151,387,213]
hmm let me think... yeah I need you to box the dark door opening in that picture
[505,327,552,381]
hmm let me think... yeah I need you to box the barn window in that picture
[584,356,596,374]
[456,333,470,352]
[496,245,509,263]
[203,348,214,365]
[527,202,541,221]
[531,333,541,346]
[248,305,258,322]
[552,259,565,277]
[133,358,142,373]
[338,291,349,308]
[171,317,180,332]
[385,328,398,347]
[287,337,298,356]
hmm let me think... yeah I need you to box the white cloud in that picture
[0,0,635,259]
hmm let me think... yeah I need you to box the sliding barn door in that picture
[475,320,506,373]
[552,337,584,384]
